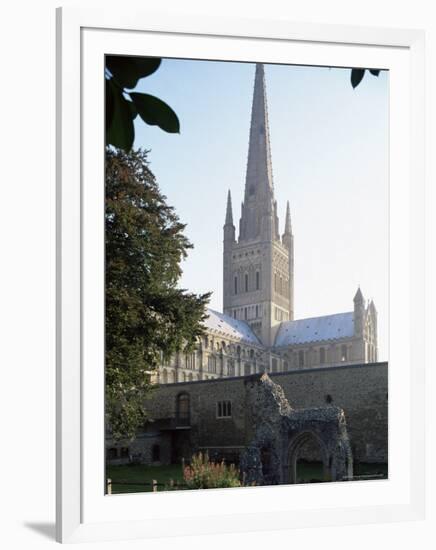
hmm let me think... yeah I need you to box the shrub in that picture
[183,452,241,489]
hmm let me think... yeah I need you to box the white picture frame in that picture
[56,6,425,543]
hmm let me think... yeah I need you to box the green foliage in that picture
[351,68,381,88]
[105,148,210,440]
[105,55,180,151]
[182,453,242,489]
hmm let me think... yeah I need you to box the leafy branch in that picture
[105,56,180,151]
[350,68,381,89]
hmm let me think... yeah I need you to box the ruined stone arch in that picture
[286,430,330,484]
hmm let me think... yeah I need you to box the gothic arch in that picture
[287,431,329,484]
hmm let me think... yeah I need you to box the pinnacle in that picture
[225,189,234,226]
[284,201,292,235]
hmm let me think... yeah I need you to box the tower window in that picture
[234,275,238,294]
[245,273,249,292]
[256,271,260,290]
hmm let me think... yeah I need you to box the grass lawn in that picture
[296,461,388,483]
[107,464,184,494]
[107,462,388,494]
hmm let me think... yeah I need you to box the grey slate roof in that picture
[274,312,354,347]
[204,309,261,345]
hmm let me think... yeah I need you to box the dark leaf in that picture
[128,100,138,120]
[130,93,180,134]
[106,78,114,131]
[369,69,381,77]
[106,56,162,89]
[351,68,365,89]
[106,84,134,150]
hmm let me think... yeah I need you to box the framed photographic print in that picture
[56,7,425,543]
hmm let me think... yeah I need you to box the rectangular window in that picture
[256,271,260,290]
[217,400,232,418]
[244,307,247,320]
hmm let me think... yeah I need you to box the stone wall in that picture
[139,362,388,464]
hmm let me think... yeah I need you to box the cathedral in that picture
[155,63,378,385]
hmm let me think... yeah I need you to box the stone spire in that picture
[354,286,364,304]
[239,63,276,241]
[354,287,365,337]
[284,200,292,235]
[223,189,235,244]
[225,189,234,225]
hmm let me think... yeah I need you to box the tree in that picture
[105,56,381,153]
[350,68,381,88]
[106,56,180,151]
[105,147,210,440]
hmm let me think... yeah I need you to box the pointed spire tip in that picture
[225,189,234,226]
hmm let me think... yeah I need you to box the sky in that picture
[130,58,389,361]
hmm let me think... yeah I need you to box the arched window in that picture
[245,273,249,292]
[280,276,283,295]
[244,307,248,320]
[208,355,217,373]
[176,393,190,425]
[234,275,238,294]
[227,359,235,376]
[319,347,326,364]
[255,304,259,318]
[256,271,260,290]
[341,345,348,362]
[162,370,168,384]
[271,358,278,372]
[298,350,305,368]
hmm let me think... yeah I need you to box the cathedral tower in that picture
[223,63,294,346]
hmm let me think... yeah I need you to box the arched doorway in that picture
[287,431,329,484]
[176,392,190,426]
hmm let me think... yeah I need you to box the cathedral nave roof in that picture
[274,312,354,347]
[204,309,261,346]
